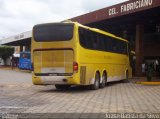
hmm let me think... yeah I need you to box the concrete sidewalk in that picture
[131,77,160,82]
[130,77,160,85]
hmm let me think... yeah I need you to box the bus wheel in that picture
[55,85,71,90]
[100,72,107,88]
[91,72,100,90]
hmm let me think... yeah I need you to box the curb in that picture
[135,82,160,85]
[0,67,12,70]
[0,67,31,73]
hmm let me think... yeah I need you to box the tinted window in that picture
[33,23,74,42]
[79,27,128,55]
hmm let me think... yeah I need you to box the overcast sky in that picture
[0,0,128,39]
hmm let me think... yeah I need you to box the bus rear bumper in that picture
[32,75,80,85]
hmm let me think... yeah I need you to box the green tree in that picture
[0,46,14,65]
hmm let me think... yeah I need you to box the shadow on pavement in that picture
[38,80,129,93]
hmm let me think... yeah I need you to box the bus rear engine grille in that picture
[80,66,86,84]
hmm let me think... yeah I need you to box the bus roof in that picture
[36,21,128,43]
[66,21,128,43]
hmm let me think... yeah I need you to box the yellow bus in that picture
[32,21,132,90]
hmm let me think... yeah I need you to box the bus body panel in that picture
[32,22,132,86]
[32,74,80,85]
[78,45,131,84]
[33,50,74,74]
[32,23,80,85]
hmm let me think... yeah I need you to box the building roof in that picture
[0,31,31,46]
[70,0,160,24]
[1,0,160,46]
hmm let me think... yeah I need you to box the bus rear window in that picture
[33,23,74,42]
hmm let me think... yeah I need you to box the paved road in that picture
[0,69,160,117]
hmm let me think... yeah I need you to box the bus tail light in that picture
[73,62,78,73]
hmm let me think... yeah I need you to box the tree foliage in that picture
[0,46,14,65]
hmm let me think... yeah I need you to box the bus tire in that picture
[100,72,107,88]
[55,85,71,90]
[91,72,100,90]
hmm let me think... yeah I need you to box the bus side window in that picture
[108,38,113,52]
[103,35,112,52]
[119,41,127,54]
[92,33,99,50]
[87,30,93,49]
[124,42,127,54]
[79,28,92,49]
[117,40,121,54]
[128,43,132,55]
[79,28,86,47]
[96,34,102,50]
[99,34,105,51]
[112,40,117,52]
